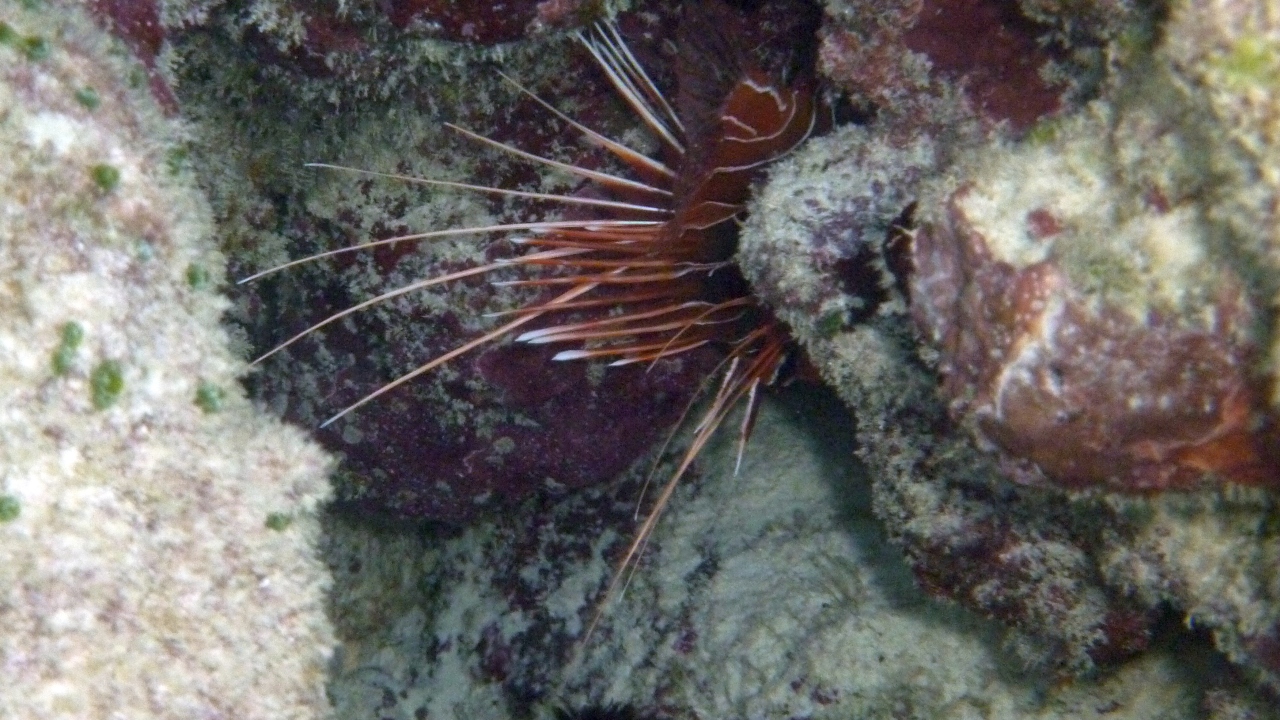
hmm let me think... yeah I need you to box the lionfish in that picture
[242,3,820,624]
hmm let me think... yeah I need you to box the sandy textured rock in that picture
[323,394,1253,720]
[0,2,334,717]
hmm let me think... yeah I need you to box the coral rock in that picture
[818,0,1068,132]
[0,3,334,717]
[325,395,1250,719]
[743,0,1280,682]
[913,188,1279,491]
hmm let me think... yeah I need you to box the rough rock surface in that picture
[160,0,716,524]
[741,0,1280,688]
[100,0,1280,712]
[0,3,334,717]
[323,394,1269,719]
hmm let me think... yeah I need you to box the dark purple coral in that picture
[818,0,1066,132]
[87,0,177,112]
[905,486,1155,668]
[315,339,717,522]
[383,0,542,42]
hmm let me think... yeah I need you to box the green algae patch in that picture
[815,310,846,338]
[51,321,84,375]
[90,359,124,409]
[91,163,121,192]
[0,495,20,523]
[165,146,190,175]
[0,22,17,46]
[126,65,147,91]
[74,86,100,110]
[22,36,49,61]
[186,263,211,289]
[1214,35,1280,90]
[1022,116,1061,146]
[265,512,293,531]
[194,380,225,413]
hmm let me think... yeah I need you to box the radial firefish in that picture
[242,4,820,622]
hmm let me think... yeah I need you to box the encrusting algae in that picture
[7,0,1277,717]
[0,3,334,718]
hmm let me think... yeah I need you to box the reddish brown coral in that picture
[911,189,1280,492]
[900,0,1063,129]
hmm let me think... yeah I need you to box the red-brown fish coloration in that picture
[242,1,822,616]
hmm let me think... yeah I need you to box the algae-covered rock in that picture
[98,0,1279,711]
[741,0,1280,690]
[159,0,721,525]
[324,394,1252,720]
[0,2,334,717]
[1163,0,1280,409]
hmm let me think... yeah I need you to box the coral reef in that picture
[743,125,1157,675]
[1168,0,1280,412]
[324,393,1262,719]
[88,0,1280,711]
[742,0,1280,688]
[910,72,1278,492]
[157,0,726,523]
[0,2,334,717]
